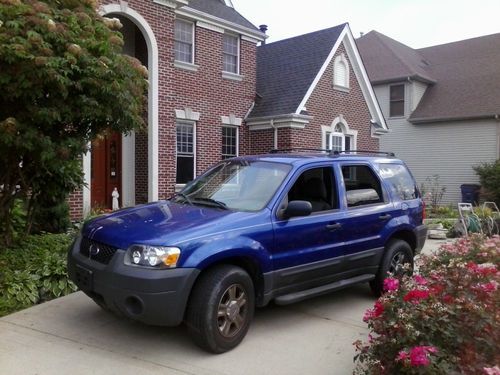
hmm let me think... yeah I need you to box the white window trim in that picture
[175,120,196,188]
[222,33,240,75]
[321,115,357,151]
[221,125,239,159]
[333,53,350,91]
[174,18,195,65]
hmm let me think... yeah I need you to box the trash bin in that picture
[460,184,481,205]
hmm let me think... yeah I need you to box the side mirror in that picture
[283,200,312,219]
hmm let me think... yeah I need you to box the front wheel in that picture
[186,265,255,353]
[370,239,413,297]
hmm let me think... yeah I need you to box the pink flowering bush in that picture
[354,235,500,374]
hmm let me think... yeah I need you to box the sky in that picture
[232,0,500,48]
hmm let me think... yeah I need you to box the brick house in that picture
[69,0,387,219]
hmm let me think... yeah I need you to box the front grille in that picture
[80,237,118,265]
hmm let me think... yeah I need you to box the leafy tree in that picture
[0,0,148,244]
[474,160,500,205]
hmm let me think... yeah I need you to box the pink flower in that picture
[414,275,427,285]
[484,366,500,375]
[475,281,498,293]
[409,346,438,367]
[363,301,385,322]
[403,289,430,304]
[396,350,409,362]
[383,277,400,292]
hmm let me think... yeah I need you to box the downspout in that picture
[270,119,278,150]
[496,114,500,159]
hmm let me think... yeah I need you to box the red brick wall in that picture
[68,189,83,221]
[300,43,378,151]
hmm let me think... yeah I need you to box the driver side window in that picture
[286,167,338,213]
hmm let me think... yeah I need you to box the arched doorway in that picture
[84,4,159,214]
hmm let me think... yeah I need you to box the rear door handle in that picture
[379,214,392,220]
[326,223,342,231]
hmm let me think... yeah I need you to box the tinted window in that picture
[287,167,337,212]
[342,165,384,207]
[379,163,418,200]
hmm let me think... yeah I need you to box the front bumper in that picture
[67,237,199,326]
[414,224,428,254]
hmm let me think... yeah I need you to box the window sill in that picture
[222,71,244,81]
[333,84,350,93]
[388,115,406,119]
[175,184,187,192]
[174,60,199,72]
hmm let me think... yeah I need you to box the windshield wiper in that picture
[192,198,228,210]
[173,192,193,205]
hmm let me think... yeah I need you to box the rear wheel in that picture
[370,239,413,297]
[186,265,255,353]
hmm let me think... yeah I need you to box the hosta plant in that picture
[354,235,500,374]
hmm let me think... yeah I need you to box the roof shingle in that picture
[250,24,346,119]
[186,0,258,31]
[358,31,500,123]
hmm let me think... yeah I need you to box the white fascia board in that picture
[343,25,388,130]
[176,7,266,41]
[153,0,188,9]
[295,25,347,114]
[197,21,224,33]
[247,114,313,131]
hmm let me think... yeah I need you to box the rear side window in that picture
[379,163,418,200]
[342,165,384,207]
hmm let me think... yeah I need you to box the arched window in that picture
[323,116,357,153]
[333,53,349,89]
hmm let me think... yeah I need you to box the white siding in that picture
[411,81,428,112]
[376,84,499,205]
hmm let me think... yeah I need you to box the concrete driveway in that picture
[0,240,447,375]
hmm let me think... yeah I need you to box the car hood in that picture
[82,201,239,250]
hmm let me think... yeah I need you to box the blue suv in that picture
[68,151,427,353]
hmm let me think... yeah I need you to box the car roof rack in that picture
[269,148,395,157]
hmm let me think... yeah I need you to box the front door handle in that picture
[326,223,342,231]
[379,214,392,220]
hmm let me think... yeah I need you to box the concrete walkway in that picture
[0,239,449,375]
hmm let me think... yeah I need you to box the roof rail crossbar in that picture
[269,148,330,154]
[269,148,395,157]
[331,150,396,157]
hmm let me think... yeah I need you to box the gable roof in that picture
[358,31,500,123]
[250,24,347,118]
[356,31,435,84]
[411,33,500,122]
[185,0,258,31]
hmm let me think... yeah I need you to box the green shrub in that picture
[0,232,77,317]
[474,160,500,205]
[354,235,500,374]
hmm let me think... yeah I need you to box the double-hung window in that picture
[176,122,195,184]
[389,84,405,117]
[174,19,194,64]
[223,34,239,74]
[221,126,238,159]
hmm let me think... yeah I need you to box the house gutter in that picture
[409,114,498,124]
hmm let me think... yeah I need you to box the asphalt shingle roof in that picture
[250,24,346,119]
[187,0,258,31]
[358,31,500,123]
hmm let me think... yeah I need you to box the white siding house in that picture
[358,31,500,204]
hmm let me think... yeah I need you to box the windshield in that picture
[174,160,291,211]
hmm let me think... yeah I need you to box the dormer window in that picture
[333,53,349,90]
[223,34,239,74]
[174,19,194,64]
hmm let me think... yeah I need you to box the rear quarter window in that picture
[378,163,418,200]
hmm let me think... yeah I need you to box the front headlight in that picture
[125,245,181,268]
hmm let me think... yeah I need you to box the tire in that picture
[186,265,255,353]
[370,239,413,297]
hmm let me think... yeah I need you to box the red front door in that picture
[91,133,122,209]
